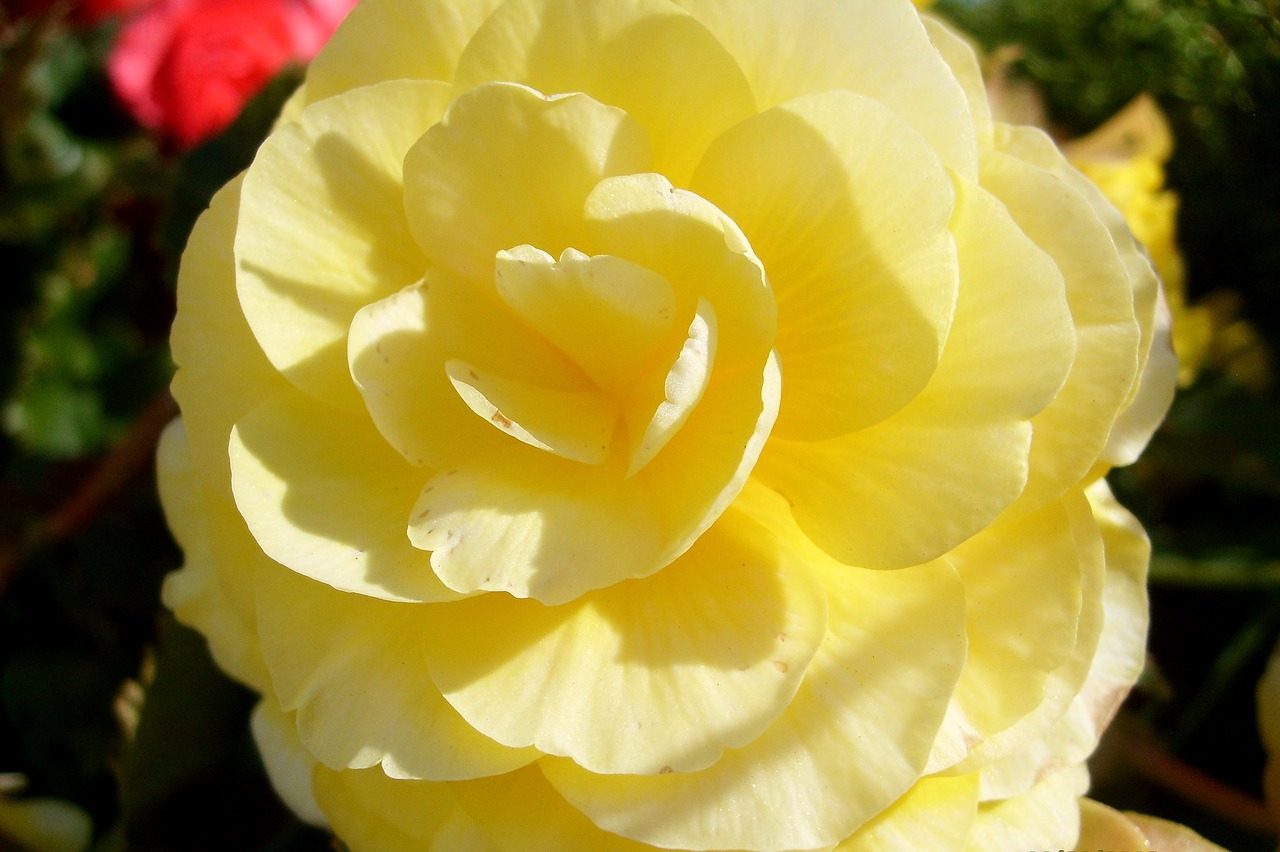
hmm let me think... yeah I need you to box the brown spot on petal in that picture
[659,765,673,775]
[773,660,789,674]
[492,411,513,429]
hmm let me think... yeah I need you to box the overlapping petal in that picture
[452,0,757,185]
[421,493,827,776]
[236,80,447,408]
[229,389,460,602]
[543,485,966,851]
[254,560,538,780]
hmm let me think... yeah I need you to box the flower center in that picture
[446,245,717,476]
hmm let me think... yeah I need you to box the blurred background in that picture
[0,0,1278,848]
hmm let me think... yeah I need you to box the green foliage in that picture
[0,11,311,848]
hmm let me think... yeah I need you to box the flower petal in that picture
[493,245,677,395]
[543,484,966,851]
[963,481,1148,796]
[444,358,616,465]
[452,765,652,852]
[693,89,958,440]
[408,352,780,605]
[1001,121,1174,467]
[236,80,448,409]
[401,81,651,281]
[930,488,1107,788]
[756,168,1076,568]
[835,773,979,852]
[158,419,271,692]
[928,494,1088,770]
[170,176,287,498]
[422,496,827,776]
[313,766,494,852]
[452,0,756,185]
[349,271,584,471]
[981,132,1143,512]
[961,763,1088,851]
[249,697,327,828]
[675,0,978,178]
[229,389,459,603]
[254,561,538,780]
[304,0,502,102]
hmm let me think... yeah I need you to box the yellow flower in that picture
[1077,799,1229,852]
[0,777,91,852]
[159,2,1175,849]
[1064,95,1268,390]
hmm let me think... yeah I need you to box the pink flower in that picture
[107,0,357,148]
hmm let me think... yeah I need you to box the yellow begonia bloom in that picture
[158,2,1177,849]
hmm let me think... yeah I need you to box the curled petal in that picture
[236,80,448,408]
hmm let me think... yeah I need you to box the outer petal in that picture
[157,419,270,692]
[1077,798,1150,849]
[236,80,449,409]
[983,127,1145,512]
[757,172,1075,569]
[1003,120,1172,465]
[254,561,538,781]
[961,763,1088,851]
[920,14,992,147]
[452,0,757,185]
[674,0,978,178]
[313,767,495,852]
[452,766,655,852]
[250,697,327,827]
[1124,812,1232,852]
[543,484,966,851]
[835,773,979,851]
[965,480,1149,797]
[169,176,287,498]
[422,496,827,776]
[1101,282,1178,467]
[304,0,502,102]
[692,90,959,440]
[928,488,1107,786]
[938,496,1087,759]
[229,389,460,603]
